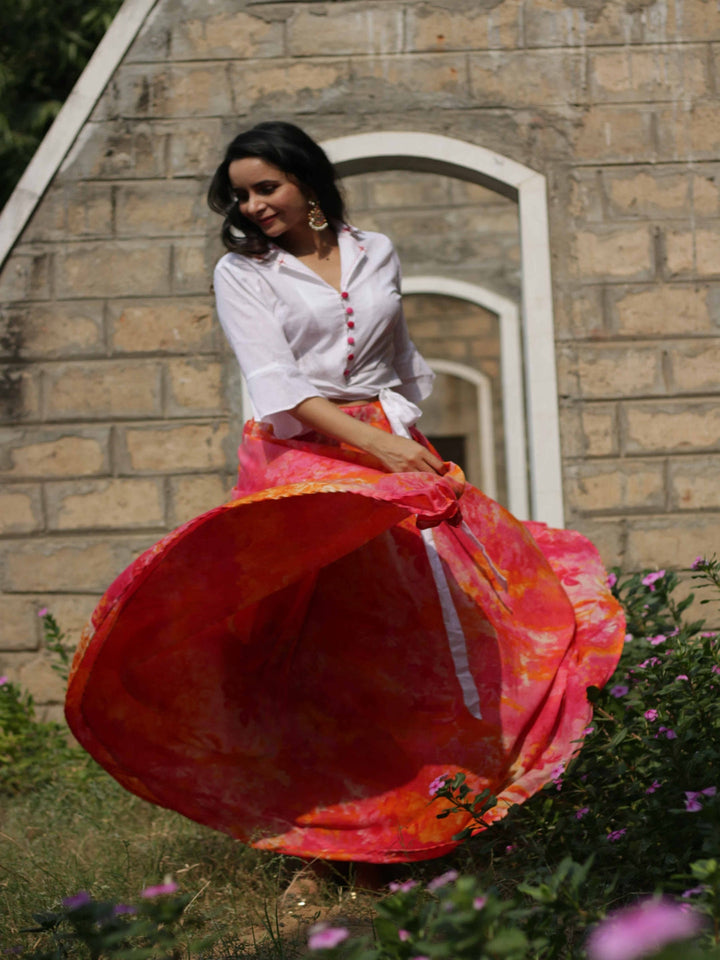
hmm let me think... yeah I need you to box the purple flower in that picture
[607,572,617,588]
[624,633,633,644]
[112,904,137,916]
[645,780,661,794]
[702,786,717,797]
[427,870,458,892]
[398,930,410,942]
[576,806,590,820]
[642,570,666,591]
[610,685,629,698]
[428,775,446,797]
[691,556,705,570]
[388,879,418,893]
[676,674,689,681]
[37,607,48,617]
[473,896,487,909]
[649,635,666,647]
[644,709,658,721]
[607,829,626,842]
[587,898,702,960]
[639,657,660,669]
[63,891,92,909]
[410,956,431,960]
[682,887,706,898]
[308,925,350,950]
[504,844,516,854]
[582,726,595,736]
[140,881,178,898]
[685,793,703,812]
[665,729,677,740]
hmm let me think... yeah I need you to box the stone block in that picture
[572,226,654,280]
[575,344,664,398]
[165,359,224,415]
[24,183,113,242]
[695,228,720,277]
[350,55,472,110]
[575,105,655,163]
[115,62,233,118]
[169,119,224,177]
[18,654,67,704]
[45,478,166,531]
[0,595,43,651]
[567,169,605,222]
[624,402,720,454]
[0,367,42,424]
[109,299,216,354]
[407,1,521,51]
[0,302,104,360]
[1,536,155,592]
[664,229,694,276]
[669,341,720,393]
[656,102,720,161]
[171,10,284,59]
[44,361,162,420]
[605,168,690,219]
[120,421,230,473]
[55,242,170,298]
[0,427,109,479]
[0,484,44,534]
[669,457,720,510]
[692,167,720,215]
[367,172,451,209]
[626,515,720,570]
[565,459,666,513]
[588,45,709,103]
[609,284,714,336]
[232,58,352,114]
[552,286,606,341]
[0,248,52,301]
[168,473,229,526]
[115,182,207,237]
[171,240,212,296]
[469,50,586,107]
[288,5,403,56]
[581,403,621,457]
[669,5,720,41]
[61,121,168,181]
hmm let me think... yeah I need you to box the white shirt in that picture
[213,224,434,438]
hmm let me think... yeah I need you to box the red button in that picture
[343,368,350,377]
[341,291,349,299]
[347,354,355,361]
[347,337,355,345]
[346,307,354,316]
[347,320,355,329]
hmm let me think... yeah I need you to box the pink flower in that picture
[682,887,705,898]
[63,891,92,909]
[607,829,626,842]
[702,786,717,797]
[665,729,677,740]
[645,780,661,794]
[582,726,595,736]
[712,665,720,675]
[398,930,410,942]
[388,879,418,893]
[649,635,666,646]
[141,881,178,898]
[504,844,516,854]
[0,676,8,687]
[624,633,633,644]
[428,775,446,797]
[112,904,137,916]
[576,807,590,820]
[642,570,666,591]
[610,685,629,698]
[691,556,705,570]
[685,793,703,812]
[644,709,658,721]
[639,657,660,668]
[427,870,458,892]
[676,674,689,681]
[308,925,350,950]
[473,896,487,909]
[587,898,702,960]
[607,572,617,588]
[37,607,48,617]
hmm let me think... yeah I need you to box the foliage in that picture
[0,0,122,208]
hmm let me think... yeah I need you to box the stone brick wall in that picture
[2,0,720,710]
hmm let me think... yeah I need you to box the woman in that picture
[65,122,624,864]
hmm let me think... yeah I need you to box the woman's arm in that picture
[293,396,444,475]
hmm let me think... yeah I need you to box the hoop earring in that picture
[307,199,328,232]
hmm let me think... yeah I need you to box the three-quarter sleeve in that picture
[213,256,320,426]
[390,251,435,404]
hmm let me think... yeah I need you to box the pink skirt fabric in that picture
[65,402,624,862]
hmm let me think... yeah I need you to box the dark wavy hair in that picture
[207,121,347,256]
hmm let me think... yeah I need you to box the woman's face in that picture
[228,156,310,242]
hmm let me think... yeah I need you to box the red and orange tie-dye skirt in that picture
[65,401,624,863]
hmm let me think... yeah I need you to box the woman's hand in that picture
[292,396,446,474]
[364,432,445,475]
